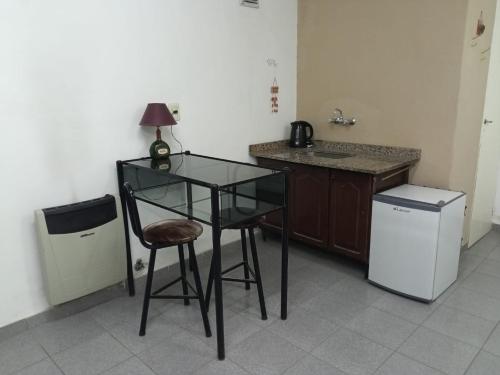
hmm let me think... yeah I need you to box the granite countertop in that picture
[249,140,421,175]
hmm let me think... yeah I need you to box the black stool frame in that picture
[122,182,211,338]
[205,226,267,320]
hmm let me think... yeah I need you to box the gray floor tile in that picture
[433,280,461,304]
[306,287,371,326]
[374,353,444,375]
[101,357,156,375]
[487,246,500,261]
[476,258,500,279]
[0,319,28,343]
[283,355,348,375]
[89,296,161,329]
[462,272,500,300]
[444,287,500,322]
[137,329,215,375]
[483,323,500,357]
[0,332,47,375]
[312,328,392,375]
[328,277,384,306]
[345,307,417,350]
[268,307,337,352]
[398,327,478,375]
[13,359,63,375]
[466,351,500,375]
[202,314,262,350]
[233,281,327,327]
[288,263,346,289]
[458,253,485,280]
[53,333,132,375]
[422,305,495,347]
[31,311,104,355]
[107,315,183,354]
[192,359,251,375]
[371,293,437,324]
[160,300,235,337]
[470,234,499,257]
[228,329,307,375]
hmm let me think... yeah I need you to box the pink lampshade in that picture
[139,103,177,127]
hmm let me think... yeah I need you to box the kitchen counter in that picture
[249,140,421,175]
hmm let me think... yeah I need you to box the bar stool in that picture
[205,214,267,320]
[122,182,211,337]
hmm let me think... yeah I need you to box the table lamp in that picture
[140,103,177,159]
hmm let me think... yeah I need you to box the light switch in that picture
[168,103,180,122]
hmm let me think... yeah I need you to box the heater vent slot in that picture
[241,0,259,8]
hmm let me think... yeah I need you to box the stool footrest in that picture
[152,276,198,300]
[151,295,199,300]
[221,261,246,276]
[221,277,257,284]
[152,276,183,296]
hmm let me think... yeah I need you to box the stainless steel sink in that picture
[303,151,353,159]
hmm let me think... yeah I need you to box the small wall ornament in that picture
[271,77,279,113]
[475,11,486,39]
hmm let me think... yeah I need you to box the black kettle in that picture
[289,121,314,148]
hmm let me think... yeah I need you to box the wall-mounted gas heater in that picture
[241,0,259,8]
[35,195,126,305]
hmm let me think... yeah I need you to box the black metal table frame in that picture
[116,151,289,360]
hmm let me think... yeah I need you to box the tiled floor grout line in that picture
[378,250,497,375]
[370,313,424,375]
[5,235,500,375]
[462,320,500,374]
[367,262,496,375]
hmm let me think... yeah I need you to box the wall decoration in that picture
[267,58,279,114]
[475,11,486,39]
[271,78,279,113]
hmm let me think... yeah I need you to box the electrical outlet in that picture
[168,103,180,122]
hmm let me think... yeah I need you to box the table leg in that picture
[186,182,194,272]
[281,171,289,320]
[116,161,135,296]
[210,187,225,360]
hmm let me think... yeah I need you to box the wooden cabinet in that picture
[290,165,330,247]
[329,170,372,261]
[257,157,409,264]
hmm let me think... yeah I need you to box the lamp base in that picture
[149,139,170,160]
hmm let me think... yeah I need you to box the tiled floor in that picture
[1,228,500,375]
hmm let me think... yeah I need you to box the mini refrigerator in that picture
[368,184,466,302]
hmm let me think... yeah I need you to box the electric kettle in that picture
[289,121,314,148]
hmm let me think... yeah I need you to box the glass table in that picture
[116,152,289,360]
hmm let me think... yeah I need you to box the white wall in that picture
[0,0,297,328]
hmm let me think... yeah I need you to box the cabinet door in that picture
[290,165,330,247]
[329,170,373,261]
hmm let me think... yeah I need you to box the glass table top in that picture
[124,153,282,188]
[121,153,286,228]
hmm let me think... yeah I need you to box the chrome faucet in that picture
[329,108,357,126]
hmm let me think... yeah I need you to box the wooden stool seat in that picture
[143,219,203,245]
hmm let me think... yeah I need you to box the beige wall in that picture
[298,0,496,244]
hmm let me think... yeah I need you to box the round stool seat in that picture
[143,219,203,246]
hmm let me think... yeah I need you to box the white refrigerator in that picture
[368,184,466,302]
